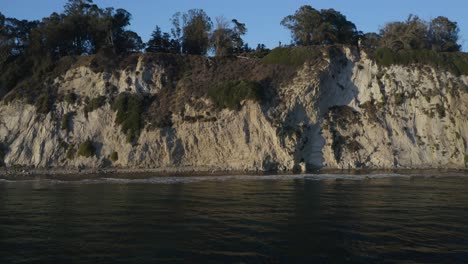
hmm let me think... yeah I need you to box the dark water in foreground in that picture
[1,173,468,263]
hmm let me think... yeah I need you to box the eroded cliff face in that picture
[0,47,467,171]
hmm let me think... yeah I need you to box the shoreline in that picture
[0,166,466,181]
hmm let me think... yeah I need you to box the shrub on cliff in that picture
[112,93,144,143]
[436,104,446,118]
[374,48,468,76]
[110,151,119,162]
[84,96,106,114]
[35,91,52,114]
[77,139,95,158]
[208,80,261,110]
[61,112,75,132]
[64,92,77,104]
[0,143,6,167]
[66,144,76,160]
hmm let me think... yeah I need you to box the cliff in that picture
[1,46,467,171]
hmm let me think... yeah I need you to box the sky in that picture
[1,0,467,51]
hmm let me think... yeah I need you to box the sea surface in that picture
[1,172,468,263]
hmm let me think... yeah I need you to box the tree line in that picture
[282,5,461,53]
[0,0,254,65]
[0,1,463,73]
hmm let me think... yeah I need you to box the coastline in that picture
[0,166,466,181]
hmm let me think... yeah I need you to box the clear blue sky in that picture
[1,0,467,51]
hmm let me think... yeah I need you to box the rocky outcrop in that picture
[0,47,467,171]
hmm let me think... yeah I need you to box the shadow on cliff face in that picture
[281,46,361,170]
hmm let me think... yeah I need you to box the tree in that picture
[210,17,247,57]
[0,15,38,62]
[211,17,233,57]
[281,5,321,46]
[320,9,358,44]
[28,1,142,57]
[281,5,358,46]
[428,16,460,52]
[62,0,102,55]
[119,31,144,52]
[380,15,429,51]
[211,17,248,57]
[379,15,461,52]
[146,26,179,53]
[171,9,212,55]
[231,19,247,53]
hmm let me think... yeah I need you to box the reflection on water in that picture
[1,174,468,263]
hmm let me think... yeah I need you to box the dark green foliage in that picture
[112,93,144,143]
[380,15,428,51]
[77,139,95,158]
[1,0,143,105]
[262,47,321,66]
[85,96,106,113]
[429,16,461,52]
[360,33,382,49]
[146,26,180,53]
[0,15,39,64]
[379,15,461,52]
[1,55,52,103]
[436,103,446,118]
[211,17,248,57]
[281,5,358,46]
[0,56,32,99]
[64,92,77,104]
[331,133,346,162]
[374,48,468,76]
[245,44,270,58]
[61,112,75,131]
[208,80,261,110]
[66,144,76,160]
[171,9,212,55]
[32,1,143,57]
[35,91,52,114]
[0,142,6,167]
[110,151,118,162]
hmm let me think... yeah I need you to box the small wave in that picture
[0,178,15,183]
[0,172,466,185]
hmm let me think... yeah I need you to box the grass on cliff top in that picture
[208,80,262,110]
[374,48,468,76]
[261,47,321,67]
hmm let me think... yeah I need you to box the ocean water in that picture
[1,172,468,263]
